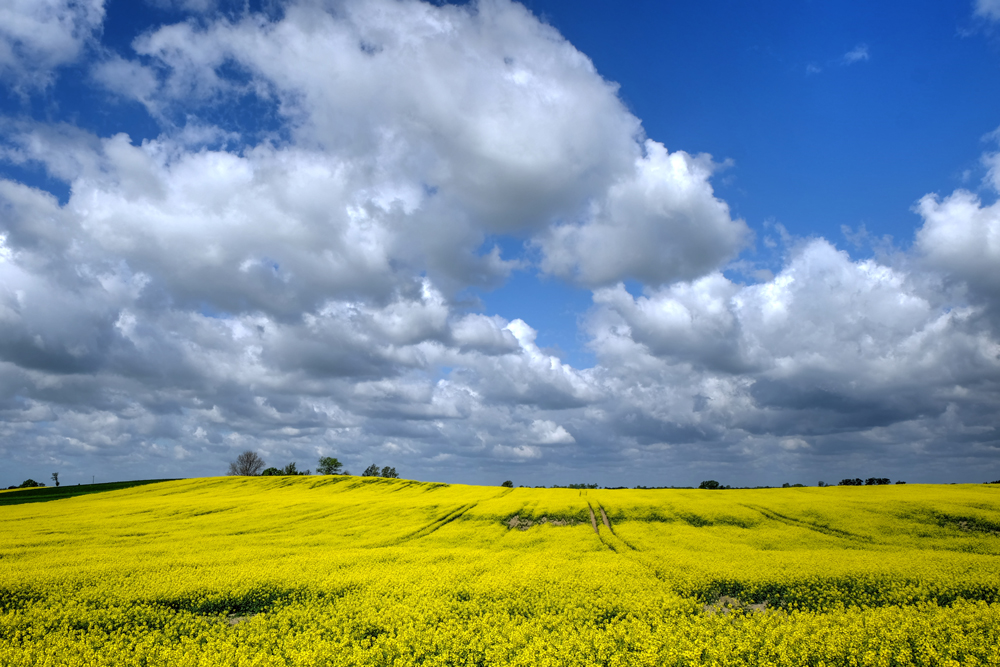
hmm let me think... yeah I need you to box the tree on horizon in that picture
[228,451,266,476]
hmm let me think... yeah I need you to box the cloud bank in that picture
[0,0,998,486]
[0,0,105,89]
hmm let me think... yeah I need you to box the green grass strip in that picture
[0,479,179,506]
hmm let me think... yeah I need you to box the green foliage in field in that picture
[1,478,999,665]
[0,479,177,506]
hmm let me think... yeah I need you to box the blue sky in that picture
[1,0,999,488]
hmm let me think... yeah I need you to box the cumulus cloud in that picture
[915,190,1000,295]
[1,0,999,487]
[583,237,1000,478]
[529,419,575,444]
[0,0,105,89]
[590,239,996,415]
[536,141,749,287]
[91,55,160,109]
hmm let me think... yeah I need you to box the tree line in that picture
[697,478,903,489]
[227,451,399,479]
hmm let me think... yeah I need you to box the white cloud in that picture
[915,189,1000,294]
[586,237,1000,456]
[91,55,160,109]
[842,44,870,65]
[1,0,1000,488]
[536,140,749,286]
[975,0,1000,22]
[780,437,810,451]
[98,0,746,291]
[0,0,105,89]
[529,419,575,444]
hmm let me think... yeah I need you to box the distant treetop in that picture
[228,451,266,476]
[317,457,344,475]
[361,464,398,478]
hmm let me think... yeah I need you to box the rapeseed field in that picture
[2,477,999,665]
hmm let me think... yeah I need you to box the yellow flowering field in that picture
[2,477,999,666]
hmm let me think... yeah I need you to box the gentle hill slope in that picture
[2,477,1000,665]
[0,479,179,506]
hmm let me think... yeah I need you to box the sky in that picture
[1,0,1000,489]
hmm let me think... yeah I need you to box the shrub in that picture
[501,480,513,488]
[839,478,864,486]
[698,480,721,490]
[282,462,310,476]
[19,479,41,488]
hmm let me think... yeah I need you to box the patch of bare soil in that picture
[227,614,258,626]
[587,505,599,534]
[952,520,1000,536]
[506,515,579,531]
[598,507,612,533]
[702,596,769,615]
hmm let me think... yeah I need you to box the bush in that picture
[501,480,513,488]
[361,464,398,478]
[282,462,310,476]
[865,477,891,485]
[698,480,721,490]
[839,478,864,486]
[19,479,41,488]
[259,463,311,476]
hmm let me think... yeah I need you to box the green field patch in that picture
[0,479,178,506]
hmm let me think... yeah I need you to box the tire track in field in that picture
[587,502,617,553]
[589,501,638,555]
[378,502,478,546]
[598,506,613,533]
[593,501,640,551]
[741,504,872,543]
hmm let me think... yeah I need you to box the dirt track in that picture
[598,506,612,533]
